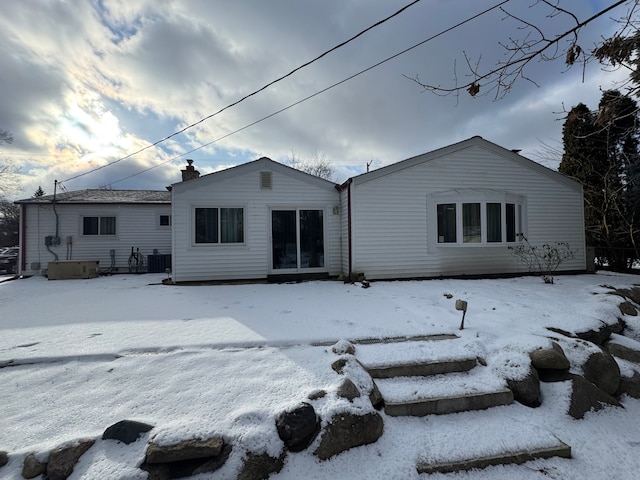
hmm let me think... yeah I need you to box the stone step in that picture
[355,339,477,378]
[415,412,572,474]
[418,443,572,474]
[375,367,513,416]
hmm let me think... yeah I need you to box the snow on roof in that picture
[15,189,171,204]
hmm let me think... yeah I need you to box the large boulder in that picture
[582,351,620,395]
[530,342,570,371]
[506,367,541,408]
[336,377,361,402]
[569,375,622,419]
[237,451,286,480]
[22,453,46,479]
[618,301,638,316]
[145,436,224,464]
[313,412,383,460]
[619,372,640,399]
[141,443,232,480]
[102,419,154,444]
[275,402,321,452]
[0,451,7,467]
[605,340,640,364]
[46,439,95,480]
[575,320,625,346]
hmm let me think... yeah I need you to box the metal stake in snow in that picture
[455,299,468,330]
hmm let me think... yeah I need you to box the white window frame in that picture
[192,206,246,246]
[81,215,117,236]
[431,190,525,246]
[158,213,172,228]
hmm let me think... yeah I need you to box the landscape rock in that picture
[331,357,349,374]
[314,412,384,460]
[237,450,285,480]
[575,320,624,346]
[605,341,640,364]
[22,453,46,479]
[0,451,7,467]
[46,439,95,480]
[618,301,638,316]
[102,419,154,444]
[142,444,231,480]
[276,402,321,452]
[530,342,570,371]
[307,389,327,400]
[613,286,640,305]
[506,368,541,408]
[618,372,640,399]
[369,381,384,410]
[332,340,355,355]
[582,350,620,395]
[569,374,622,420]
[146,436,224,464]
[336,377,361,402]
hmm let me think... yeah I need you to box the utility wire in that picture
[107,0,512,187]
[59,0,424,185]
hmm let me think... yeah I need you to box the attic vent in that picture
[260,171,272,189]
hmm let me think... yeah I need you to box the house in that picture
[15,189,172,277]
[338,136,586,279]
[170,157,342,283]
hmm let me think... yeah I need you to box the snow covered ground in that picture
[1,271,640,479]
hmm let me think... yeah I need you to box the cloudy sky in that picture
[0,0,633,199]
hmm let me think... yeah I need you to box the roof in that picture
[15,189,171,205]
[171,156,339,193]
[341,136,581,192]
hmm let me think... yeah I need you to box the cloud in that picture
[0,0,634,199]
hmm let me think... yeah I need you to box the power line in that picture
[108,0,512,187]
[59,0,425,185]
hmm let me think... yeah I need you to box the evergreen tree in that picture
[560,90,640,270]
[33,186,45,198]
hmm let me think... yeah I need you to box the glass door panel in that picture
[272,210,297,270]
[300,210,324,268]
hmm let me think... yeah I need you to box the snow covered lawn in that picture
[1,272,640,479]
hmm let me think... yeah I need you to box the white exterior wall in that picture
[20,203,171,276]
[171,162,341,282]
[349,143,586,280]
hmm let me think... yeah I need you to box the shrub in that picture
[508,235,576,284]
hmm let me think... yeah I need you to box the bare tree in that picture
[286,150,335,181]
[406,0,637,100]
[0,129,20,196]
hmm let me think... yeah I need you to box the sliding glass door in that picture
[272,209,324,271]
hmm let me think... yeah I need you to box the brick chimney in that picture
[181,159,200,181]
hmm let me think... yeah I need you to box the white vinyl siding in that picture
[20,204,171,276]
[171,160,341,282]
[348,143,585,279]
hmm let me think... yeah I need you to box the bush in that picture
[508,235,576,284]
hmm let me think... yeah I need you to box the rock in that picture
[307,389,327,400]
[605,341,640,364]
[530,342,570,371]
[102,419,154,444]
[619,372,640,399]
[237,451,285,480]
[146,436,224,464]
[614,287,640,305]
[369,381,384,410]
[582,350,620,395]
[22,453,46,479]
[46,439,95,480]
[142,444,232,480]
[331,357,349,374]
[575,320,624,346]
[276,402,320,452]
[314,412,384,460]
[507,368,541,408]
[619,301,638,316]
[332,340,355,355]
[336,377,361,402]
[569,374,622,419]
[0,451,7,467]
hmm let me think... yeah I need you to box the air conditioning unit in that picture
[47,260,99,280]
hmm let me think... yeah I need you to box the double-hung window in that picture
[195,207,244,244]
[434,191,523,245]
[83,216,116,236]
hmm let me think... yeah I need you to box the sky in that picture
[1,272,640,478]
[0,0,634,200]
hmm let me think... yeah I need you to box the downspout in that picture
[348,181,352,277]
[47,180,59,261]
